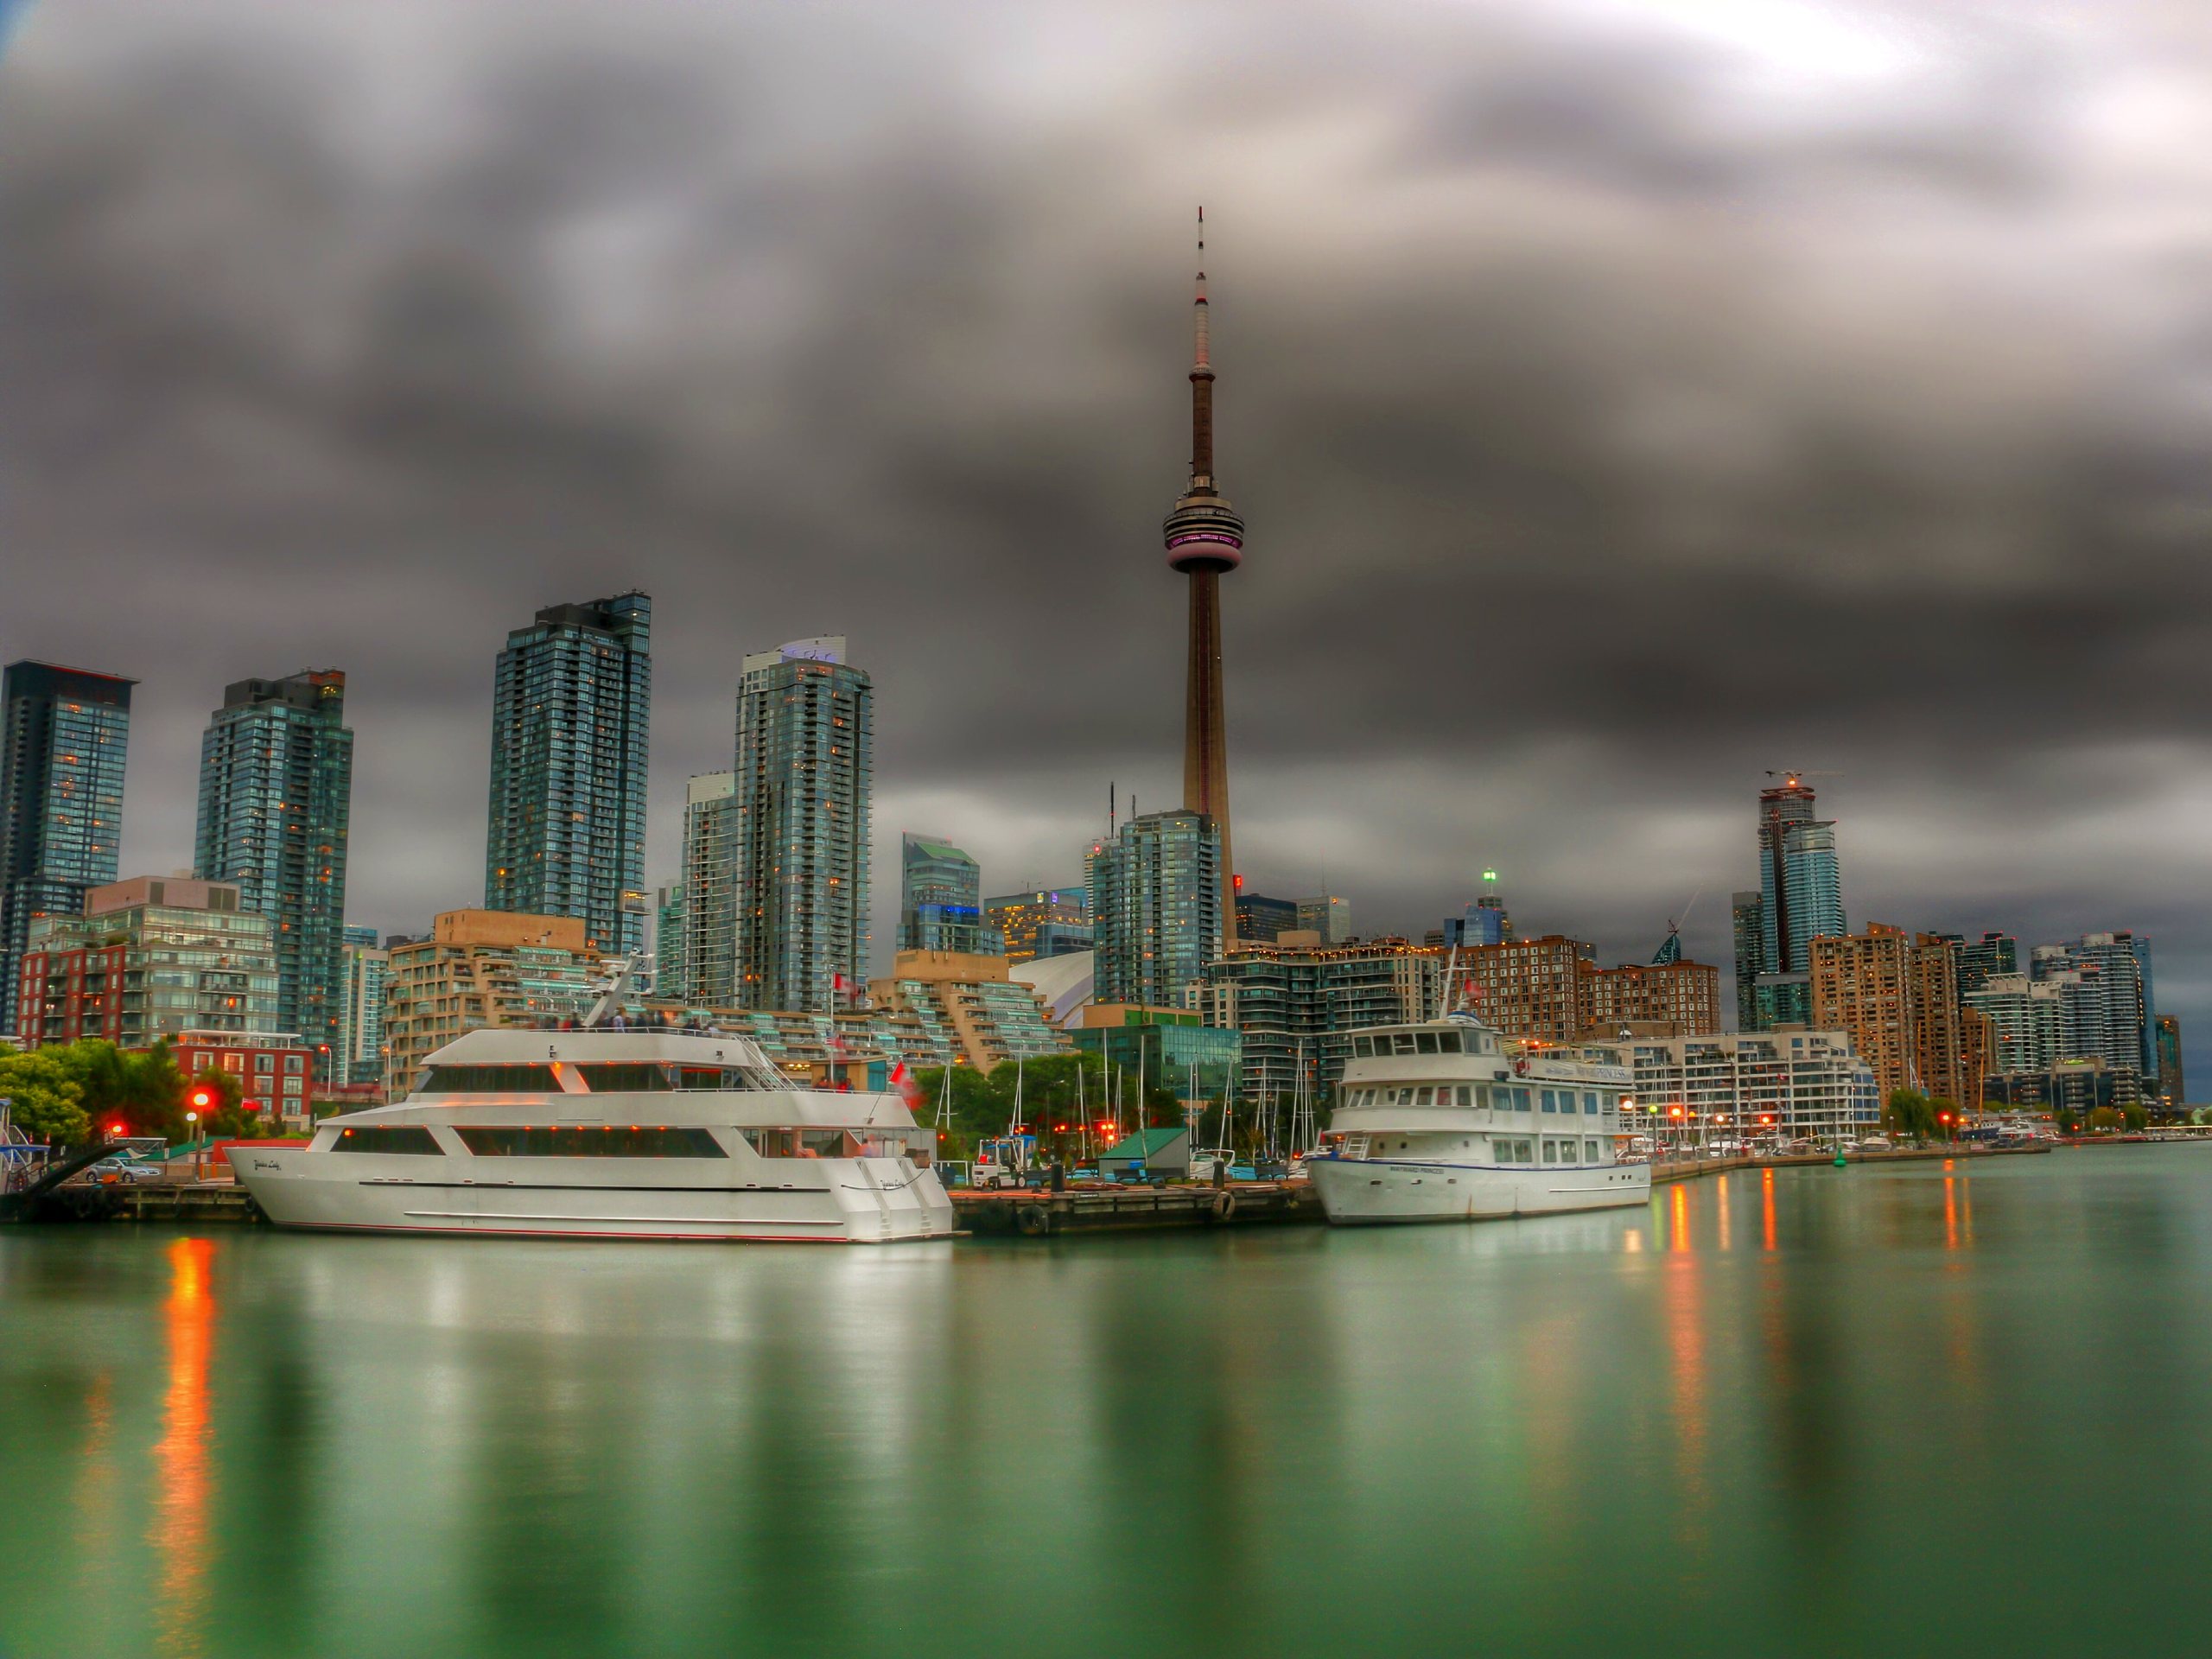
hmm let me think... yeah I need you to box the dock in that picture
[1649,1141,2055,1184]
[118,1184,266,1223]
[950,1179,1321,1237]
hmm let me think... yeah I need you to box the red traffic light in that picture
[188,1088,215,1111]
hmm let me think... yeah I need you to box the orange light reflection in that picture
[1760,1168,1777,1253]
[153,1237,216,1659]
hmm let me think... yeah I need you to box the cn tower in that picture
[1163,207,1244,943]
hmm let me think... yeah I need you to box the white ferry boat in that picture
[232,1001,954,1243]
[1307,1013,1649,1223]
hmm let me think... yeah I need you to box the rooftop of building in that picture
[416,911,592,952]
[86,876,243,917]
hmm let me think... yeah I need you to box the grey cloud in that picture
[3,0,2210,1071]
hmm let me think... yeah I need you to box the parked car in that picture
[77,1157,163,1186]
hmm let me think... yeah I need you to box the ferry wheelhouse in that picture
[1307,1013,1650,1223]
[230,1025,954,1244]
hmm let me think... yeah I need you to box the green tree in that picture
[2056,1105,2082,1135]
[2088,1106,2121,1133]
[2121,1103,2149,1132]
[185,1068,254,1139]
[0,1046,93,1146]
[1884,1088,1938,1141]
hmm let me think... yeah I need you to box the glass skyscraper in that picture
[1749,776,1845,1029]
[732,637,872,1012]
[195,670,353,1065]
[681,771,736,1004]
[336,923,390,1085]
[0,660,135,1036]
[986,887,1090,963]
[899,833,984,953]
[1090,809,1223,1008]
[484,592,651,957]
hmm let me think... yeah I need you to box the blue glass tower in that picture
[485,592,651,957]
[1751,775,1845,1028]
[899,834,983,954]
[0,661,135,1036]
[732,637,872,1012]
[195,671,354,1067]
[1090,809,1224,1007]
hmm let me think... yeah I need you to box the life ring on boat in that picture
[1014,1203,1052,1237]
[1512,1058,1529,1076]
[1208,1189,1238,1224]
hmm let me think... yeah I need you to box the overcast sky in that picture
[5,2,2210,1070]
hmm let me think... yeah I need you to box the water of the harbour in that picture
[4,1150,2210,1659]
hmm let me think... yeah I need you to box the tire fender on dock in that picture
[1208,1190,1238,1224]
[1015,1203,1052,1238]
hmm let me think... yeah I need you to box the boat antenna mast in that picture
[580,953,653,1029]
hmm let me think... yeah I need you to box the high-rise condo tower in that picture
[484,592,652,957]
[195,670,354,1068]
[0,661,135,1035]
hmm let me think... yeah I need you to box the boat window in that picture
[1540,1090,1557,1114]
[1393,1033,1418,1056]
[1415,1033,1440,1055]
[1542,1138,1557,1161]
[1586,1139,1600,1162]
[1584,1093,1600,1115]
[1415,1087,1434,1106]
[332,1126,443,1155]
[1437,1031,1463,1053]
[1352,1037,1374,1058]
[576,1064,673,1092]
[1560,1141,1579,1164]
[454,1126,727,1158]
[674,1066,765,1091]
[1456,1086,1472,1106]
[418,1064,559,1094]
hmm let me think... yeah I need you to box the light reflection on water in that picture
[3,1151,2212,1659]
[152,1238,215,1659]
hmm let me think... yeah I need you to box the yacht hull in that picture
[1310,1155,1649,1224]
[232,1151,956,1243]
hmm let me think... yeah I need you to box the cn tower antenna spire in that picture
[1164,205,1243,945]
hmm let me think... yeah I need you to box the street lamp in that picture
[186,1085,216,1183]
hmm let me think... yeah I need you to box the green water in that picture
[3,1151,2209,1658]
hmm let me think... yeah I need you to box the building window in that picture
[284,1055,306,1075]
[256,1055,275,1074]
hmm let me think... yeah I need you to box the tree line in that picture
[0,1039,264,1147]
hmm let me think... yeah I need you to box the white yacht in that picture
[231,1022,955,1245]
[1308,1013,1650,1223]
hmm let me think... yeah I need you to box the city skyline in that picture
[6,3,2212,1077]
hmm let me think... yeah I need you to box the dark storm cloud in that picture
[5,0,2212,1064]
